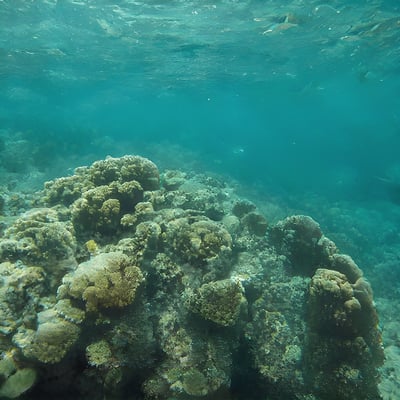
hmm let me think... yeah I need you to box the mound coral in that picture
[0,357,37,399]
[165,217,232,264]
[58,252,144,312]
[43,155,159,206]
[270,214,329,275]
[305,268,384,400]
[0,261,46,336]
[187,278,245,326]
[0,208,76,268]
[13,308,80,364]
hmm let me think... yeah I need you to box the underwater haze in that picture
[1,0,400,195]
[1,0,400,399]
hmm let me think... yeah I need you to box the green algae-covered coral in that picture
[244,275,309,397]
[86,339,113,367]
[187,278,246,326]
[309,268,361,336]
[162,170,187,191]
[144,320,233,399]
[247,310,302,384]
[232,200,268,236]
[331,253,363,284]
[241,211,268,236]
[181,368,208,396]
[113,221,162,267]
[58,252,144,312]
[43,173,90,206]
[0,352,37,399]
[308,268,381,343]
[54,298,86,324]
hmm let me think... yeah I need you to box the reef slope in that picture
[0,155,384,400]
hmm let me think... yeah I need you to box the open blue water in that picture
[1,0,400,196]
[1,1,400,398]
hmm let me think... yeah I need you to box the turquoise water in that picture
[1,0,400,198]
[1,1,400,399]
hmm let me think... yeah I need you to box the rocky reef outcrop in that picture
[0,155,384,400]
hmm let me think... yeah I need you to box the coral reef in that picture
[305,268,384,400]
[0,353,37,399]
[42,155,159,238]
[0,208,76,266]
[0,155,385,400]
[162,170,187,191]
[377,299,400,400]
[0,261,46,337]
[270,214,333,275]
[244,275,309,397]
[43,155,159,206]
[13,308,81,364]
[58,252,144,312]
[232,200,268,236]
[187,278,246,326]
[165,217,232,265]
[71,180,144,235]
[144,317,233,399]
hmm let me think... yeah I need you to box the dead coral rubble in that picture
[0,156,384,400]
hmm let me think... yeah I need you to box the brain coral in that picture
[58,252,144,312]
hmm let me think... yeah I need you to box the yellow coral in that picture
[86,340,112,367]
[14,309,80,364]
[59,252,144,312]
[85,239,98,256]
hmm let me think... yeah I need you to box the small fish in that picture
[232,147,245,155]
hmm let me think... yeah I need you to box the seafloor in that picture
[0,138,399,400]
